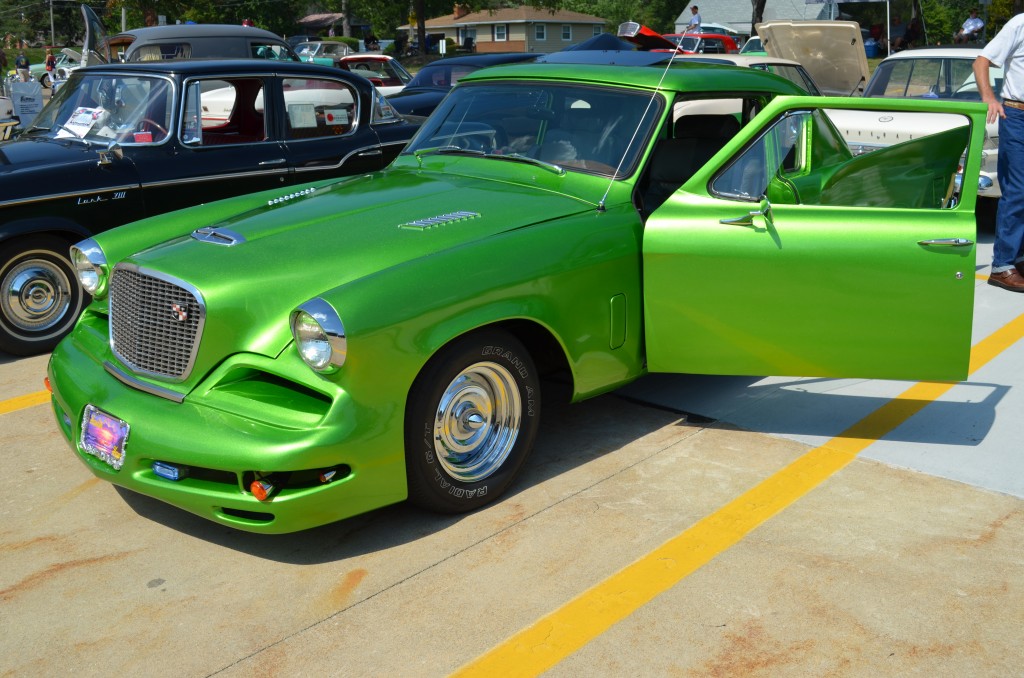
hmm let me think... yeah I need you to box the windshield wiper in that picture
[485,153,565,175]
[415,145,487,158]
[412,147,565,175]
[27,124,92,146]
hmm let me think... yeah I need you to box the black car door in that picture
[135,75,293,217]
[275,74,395,180]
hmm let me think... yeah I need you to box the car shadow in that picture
[112,369,1006,563]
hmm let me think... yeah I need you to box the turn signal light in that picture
[44,377,52,393]
[251,479,275,501]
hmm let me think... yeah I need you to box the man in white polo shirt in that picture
[975,14,1024,291]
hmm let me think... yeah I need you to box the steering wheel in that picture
[139,118,168,140]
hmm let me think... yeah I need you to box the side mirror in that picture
[97,141,124,166]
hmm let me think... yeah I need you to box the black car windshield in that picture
[864,57,1004,100]
[404,82,661,177]
[30,72,174,144]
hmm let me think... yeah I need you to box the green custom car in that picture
[48,60,986,533]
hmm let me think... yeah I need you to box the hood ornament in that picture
[192,227,245,246]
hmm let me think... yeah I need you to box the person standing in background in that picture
[14,50,29,82]
[687,6,701,33]
[974,14,1024,291]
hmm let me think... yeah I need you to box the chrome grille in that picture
[109,265,204,380]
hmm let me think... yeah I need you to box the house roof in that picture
[404,7,605,30]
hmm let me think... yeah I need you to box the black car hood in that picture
[0,135,105,173]
[387,87,448,117]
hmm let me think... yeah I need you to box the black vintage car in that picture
[0,59,419,355]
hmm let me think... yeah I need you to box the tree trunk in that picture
[751,0,768,32]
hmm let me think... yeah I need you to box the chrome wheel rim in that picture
[433,361,521,483]
[1,256,72,334]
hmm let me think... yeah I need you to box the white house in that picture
[402,6,606,53]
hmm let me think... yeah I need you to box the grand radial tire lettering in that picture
[404,330,541,513]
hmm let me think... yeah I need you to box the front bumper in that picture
[47,325,408,534]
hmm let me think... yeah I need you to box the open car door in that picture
[80,3,110,66]
[643,96,985,383]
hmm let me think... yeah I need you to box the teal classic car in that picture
[48,59,985,533]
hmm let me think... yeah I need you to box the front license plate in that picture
[81,405,130,470]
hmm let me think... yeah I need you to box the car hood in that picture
[756,20,869,96]
[123,167,595,363]
[386,88,447,117]
[0,136,115,177]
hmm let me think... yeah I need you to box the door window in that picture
[282,77,358,139]
[181,78,267,146]
[710,108,971,209]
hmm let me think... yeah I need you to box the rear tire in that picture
[404,330,541,513]
[0,235,86,356]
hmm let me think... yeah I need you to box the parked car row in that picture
[0,14,992,533]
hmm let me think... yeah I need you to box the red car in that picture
[618,22,739,55]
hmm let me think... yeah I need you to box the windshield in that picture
[865,57,1003,100]
[29,72,174,145]
[404,82,662,177]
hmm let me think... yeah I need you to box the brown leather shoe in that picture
[1016,261,1024,277]
[989,268,1024,292]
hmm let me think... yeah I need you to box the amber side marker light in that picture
[44,377,52,393]
[251,478,275,501]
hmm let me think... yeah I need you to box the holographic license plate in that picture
[81,405,130,470]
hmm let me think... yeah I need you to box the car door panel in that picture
[643,97,984,382]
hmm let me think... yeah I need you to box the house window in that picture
[562,25,572,41]
[535,24,546,41]
[495,24,507,41]
[593,25,602,36]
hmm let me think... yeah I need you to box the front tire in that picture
[39,73,51,88]
[405,330,541,513]
[0,235,86,355]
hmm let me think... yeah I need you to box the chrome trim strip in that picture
[290,144,382,174]
[104,361,186,403]
[139,168,290,190]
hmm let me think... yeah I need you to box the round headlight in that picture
[70,239,107,296]
[290,299,346,373]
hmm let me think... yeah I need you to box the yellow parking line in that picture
[0,391,50,417]
[454,313,1024,678]
[0,390,50,416]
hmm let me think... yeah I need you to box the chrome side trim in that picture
[104,361,186,403]
[290,144,386,174]
[138,168,290,190]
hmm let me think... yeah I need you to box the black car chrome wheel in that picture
[0,236,86,355]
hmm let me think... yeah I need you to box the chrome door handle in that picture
[357,149,383,157]
[259,158,287,166]
[917,238,974,247]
